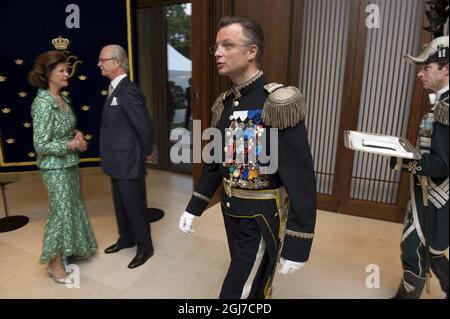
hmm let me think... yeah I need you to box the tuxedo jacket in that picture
[100,76,153,180]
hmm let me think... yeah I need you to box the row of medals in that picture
[223,114,270,190]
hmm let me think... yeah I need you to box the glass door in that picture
[165,3,193,171]
[137,1,192,173]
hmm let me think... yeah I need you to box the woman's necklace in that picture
[49,91,67,112]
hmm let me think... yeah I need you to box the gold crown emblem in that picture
[1,108,12,114]
[6,138,15,144]
[28,152,36,158]
[0,75,7,82]
[23,122,32,128]
[61,91,70,97]
[85,134,93,141]
[14,59,25,65]
[18,92,28,98]
[52,36,70,51]
[81,105,91,111]
[101,90,108,96]
[78,75,88,81]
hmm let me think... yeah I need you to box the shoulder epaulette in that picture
[211,90,231,127]
[262,83,306,130]
[435,98,449,126]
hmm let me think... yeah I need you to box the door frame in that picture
[288,0,430,222]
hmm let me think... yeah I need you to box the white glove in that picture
[278,258,305,275]
[179,211,196,234]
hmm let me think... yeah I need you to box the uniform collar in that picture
[231,70,264,98]
[428,85,448,105]
[436,85,448,102]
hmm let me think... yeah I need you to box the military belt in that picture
[223,178,284,200]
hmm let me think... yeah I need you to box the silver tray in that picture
[344,130,421,160]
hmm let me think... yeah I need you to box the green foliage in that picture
[166,4,191,59]
[424,0,449,37]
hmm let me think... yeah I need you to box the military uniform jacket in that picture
[185,72,317,262]
[392,89,449,252]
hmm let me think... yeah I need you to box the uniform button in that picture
[226,202,231,208]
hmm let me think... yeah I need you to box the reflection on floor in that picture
[0,168,446,299]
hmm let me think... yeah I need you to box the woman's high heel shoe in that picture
[47,268,73,284]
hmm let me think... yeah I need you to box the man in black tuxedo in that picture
[98,44,154,269]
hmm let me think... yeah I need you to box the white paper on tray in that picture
[344,131,421,159]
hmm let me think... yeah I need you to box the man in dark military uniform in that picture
[391,36,449,299]
[178,16,316,299]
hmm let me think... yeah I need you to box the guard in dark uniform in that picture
[179,16,316,299]
[391,36,449,299]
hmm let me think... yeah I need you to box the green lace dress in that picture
[31,89,97,264]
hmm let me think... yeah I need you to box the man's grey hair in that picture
[109,44,130,73]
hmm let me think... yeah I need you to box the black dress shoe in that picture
[392,272,425,299]
[128,251,153,269]
[104,242,135,254]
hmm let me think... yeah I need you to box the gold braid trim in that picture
[285,230,314,240]
[262,84,306,130]
[210,91,229,128]
[434,98,449,126]
[193,192,211,203]
[402,161,422,175]
[233,70,264,97]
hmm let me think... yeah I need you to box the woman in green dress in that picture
[28,51,97,284]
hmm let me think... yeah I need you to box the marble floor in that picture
[0,168,446,299]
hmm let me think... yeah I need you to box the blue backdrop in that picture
[0,0,136,172]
